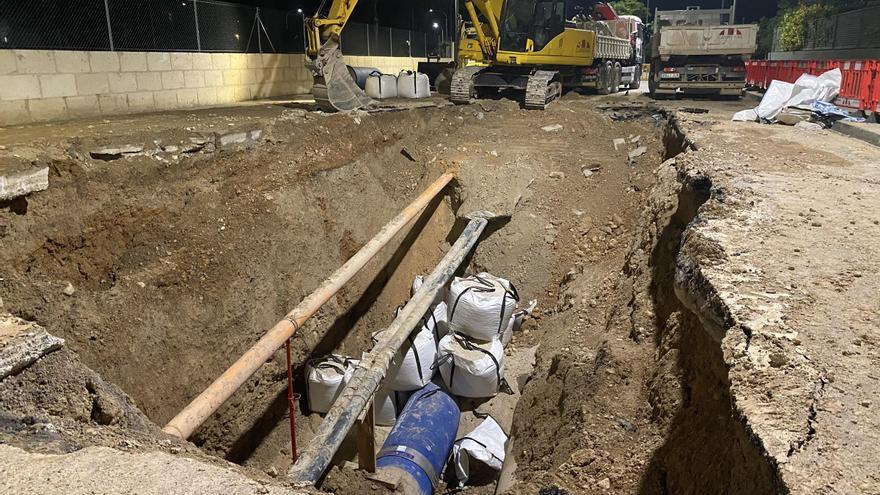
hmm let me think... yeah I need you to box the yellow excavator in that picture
[304,0,642,111]
[303,0,374,111]
[452,0,644,109]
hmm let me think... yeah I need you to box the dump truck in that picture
[648,6,758,98]
[451,1,645,109]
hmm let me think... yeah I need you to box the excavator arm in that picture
[462,0,504,59]
[304,0,373,112]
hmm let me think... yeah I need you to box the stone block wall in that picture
[0,50,432,125]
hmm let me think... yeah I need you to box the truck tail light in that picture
[662,67,678,73]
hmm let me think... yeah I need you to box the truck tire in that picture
[597,61,614,95]
[629,65,642,90]
[611,62,622,94]
[648,66,658,98]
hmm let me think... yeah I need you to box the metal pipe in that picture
[288,212,495,486]
[162,173,455,440]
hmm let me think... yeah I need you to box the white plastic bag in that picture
[447,273,519,341]
[365,72,398,99]
[452,416,508,487]
[306,355,358,414]
[437,333,504,398]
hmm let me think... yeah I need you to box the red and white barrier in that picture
[746,59,880,113]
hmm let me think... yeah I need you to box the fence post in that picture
[389,27,392,57]
[366,23,370,56]
[193,0,201,52]
[103,0,114,51]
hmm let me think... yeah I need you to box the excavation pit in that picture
[0,95,782,494]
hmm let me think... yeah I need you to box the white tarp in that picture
[452,416,508,487]
[447,273,518,341]
[737,68,842,122]
[306,355,358,414]
[437,333,504,398]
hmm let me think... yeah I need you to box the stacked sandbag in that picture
[379,306,444,391]
[374,387,413,426]
[306,355,358,414]
[436,333,504,398]
[411,275,445,308]
[365,71,398,99]
[447,273,519,342]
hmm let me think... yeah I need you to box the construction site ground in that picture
[0,87,878,495]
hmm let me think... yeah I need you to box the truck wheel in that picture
[629,65,642,90]
[648,68,658,98]
[597,61,614,95]
[612,62,622,94]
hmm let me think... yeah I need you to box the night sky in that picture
[243,0,779,30]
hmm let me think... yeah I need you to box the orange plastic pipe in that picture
[163,172,455,439]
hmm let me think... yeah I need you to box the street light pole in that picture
[429,8,450,58]
[297,8,307,53]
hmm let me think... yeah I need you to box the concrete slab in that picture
[0,164,49,201]
[0,314,64,379]
[833,120,880,148]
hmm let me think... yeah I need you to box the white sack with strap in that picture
[411,274,446,307]
[452,415,508,487]
[375,389,413,427]
[365,72,398,99]
[437,333,504,398]
[381,305,443,391]
[500,299,537,347]
[306,355,358,414]
[397,71,430,98]
[447,273,519,341]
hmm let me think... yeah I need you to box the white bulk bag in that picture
[437,333,504,398]
[365,71,398,99]
[397,71,430,99]
[374,388,412,427]
[381,316,438,391]
[411,275,446,307]
[447,273,519,341]
[500,309,527,348]
[452,415,508,487]
[306,355,358,414]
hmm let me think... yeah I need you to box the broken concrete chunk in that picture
[216,129,264,148]
[0,314,64,380]
[89,144,144,161]
[613,138,627,151]
[628,146,648,160]
[0,166,49,201]
[549,171,566,179]
[542,124,563,132]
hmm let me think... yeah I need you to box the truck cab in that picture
[649,7,758,98]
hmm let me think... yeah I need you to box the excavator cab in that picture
[498,0,566,52]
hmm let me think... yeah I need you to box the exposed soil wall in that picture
[0,108,456,469]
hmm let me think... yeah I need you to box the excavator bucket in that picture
[306,37,374,112]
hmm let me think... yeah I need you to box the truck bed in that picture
[658,24,757,57]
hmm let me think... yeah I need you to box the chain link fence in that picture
[0,0,442,55]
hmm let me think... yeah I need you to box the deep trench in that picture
[637,118,783,494]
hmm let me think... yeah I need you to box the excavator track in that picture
[451,66,485,105]
[524,70,562,110]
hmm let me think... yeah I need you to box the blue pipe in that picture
[376,382,459,494]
